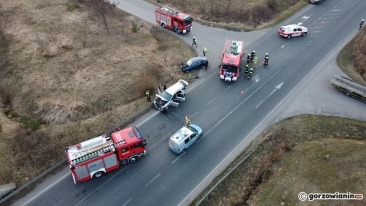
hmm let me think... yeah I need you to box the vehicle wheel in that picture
[287,35,292,39]
[161,23,166,28]
[202,65,207,70]
[94,171,104,178]
[129,156,137,163]
[176,29,181,34]
[302,32,307,37]
[345,92,351,96]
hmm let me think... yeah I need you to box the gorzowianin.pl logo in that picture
[298,192,363,201]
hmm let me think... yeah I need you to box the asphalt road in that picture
[13,0,366,206]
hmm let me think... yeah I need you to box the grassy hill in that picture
[0,0,194,185]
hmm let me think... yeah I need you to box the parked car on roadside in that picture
[278,24,308,38]
[310,0,322,4]
[181,57,208,72]
[168,124,203,155]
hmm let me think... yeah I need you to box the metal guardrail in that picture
[0,158,67,204]
[194,149,256,206]
[0,104,152,204]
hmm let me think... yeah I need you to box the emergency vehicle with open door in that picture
[155,7,193,34]
[219,39,244,82]
[65,127,146,183]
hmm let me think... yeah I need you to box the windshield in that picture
[222,64,238,73]
[186,59,193,66]
[187,125,197,133]
[160,91,173,101]
[183,16,193,26]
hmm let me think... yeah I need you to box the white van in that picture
[168,124,203,155]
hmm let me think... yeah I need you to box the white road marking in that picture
[206,96,217,106]
[255,82,284,109]
[21,172,70,206]
[136,111,160,127]
[122,198,132,206]
[179,25,353,206]
[172,152,186,164]
[145,173,161,188]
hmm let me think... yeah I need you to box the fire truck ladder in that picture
[160,7,179,16]
[71,141,116,165]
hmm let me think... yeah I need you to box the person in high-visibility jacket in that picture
[203,47,207,56]
[253,56,258,68]
[247,68,254,79]
[146,90,151,102]
[185,115,191,127]
[244,64,249,76]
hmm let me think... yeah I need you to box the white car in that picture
[278,24,308,38]
[153,79,188,111]
[168,124,203,155]
[310,0,322,3]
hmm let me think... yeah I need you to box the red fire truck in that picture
[65,127,146,183]
[155,7,193,34]
[219,39,244,82]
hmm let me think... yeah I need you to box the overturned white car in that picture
[154,79,188,111]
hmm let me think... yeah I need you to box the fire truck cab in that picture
[155,7,193,34]
[219,39,244,82]
[65,127,146,183]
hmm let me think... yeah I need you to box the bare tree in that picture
[0,4,6,40]
[85,0,118,35]
[225,0,233,17]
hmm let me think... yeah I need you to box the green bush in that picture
[66,0,80,11]
[131,21,140,33]
[20,117,41,131]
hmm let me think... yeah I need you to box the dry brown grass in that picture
[0,0,194,185]
[151,0,306,30]
[249,138,366,206]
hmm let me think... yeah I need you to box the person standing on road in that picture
[360,19,365,30]
[244,64,249,76]
[247,54,251,64]
[185,115,191,127]
[248,67,254,79]
[203,47,207,56]
[250,51,256,62]
[192,37,197,47]
[253,56,258,68]
[264,53,269,68]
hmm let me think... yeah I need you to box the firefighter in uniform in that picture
[360,19,365,30]
[264,53,269,68]
[192,37,197,47]
[246,54,251,64]
[247,67,254,79]
[244,64,249,76]
[250,51,256,62]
